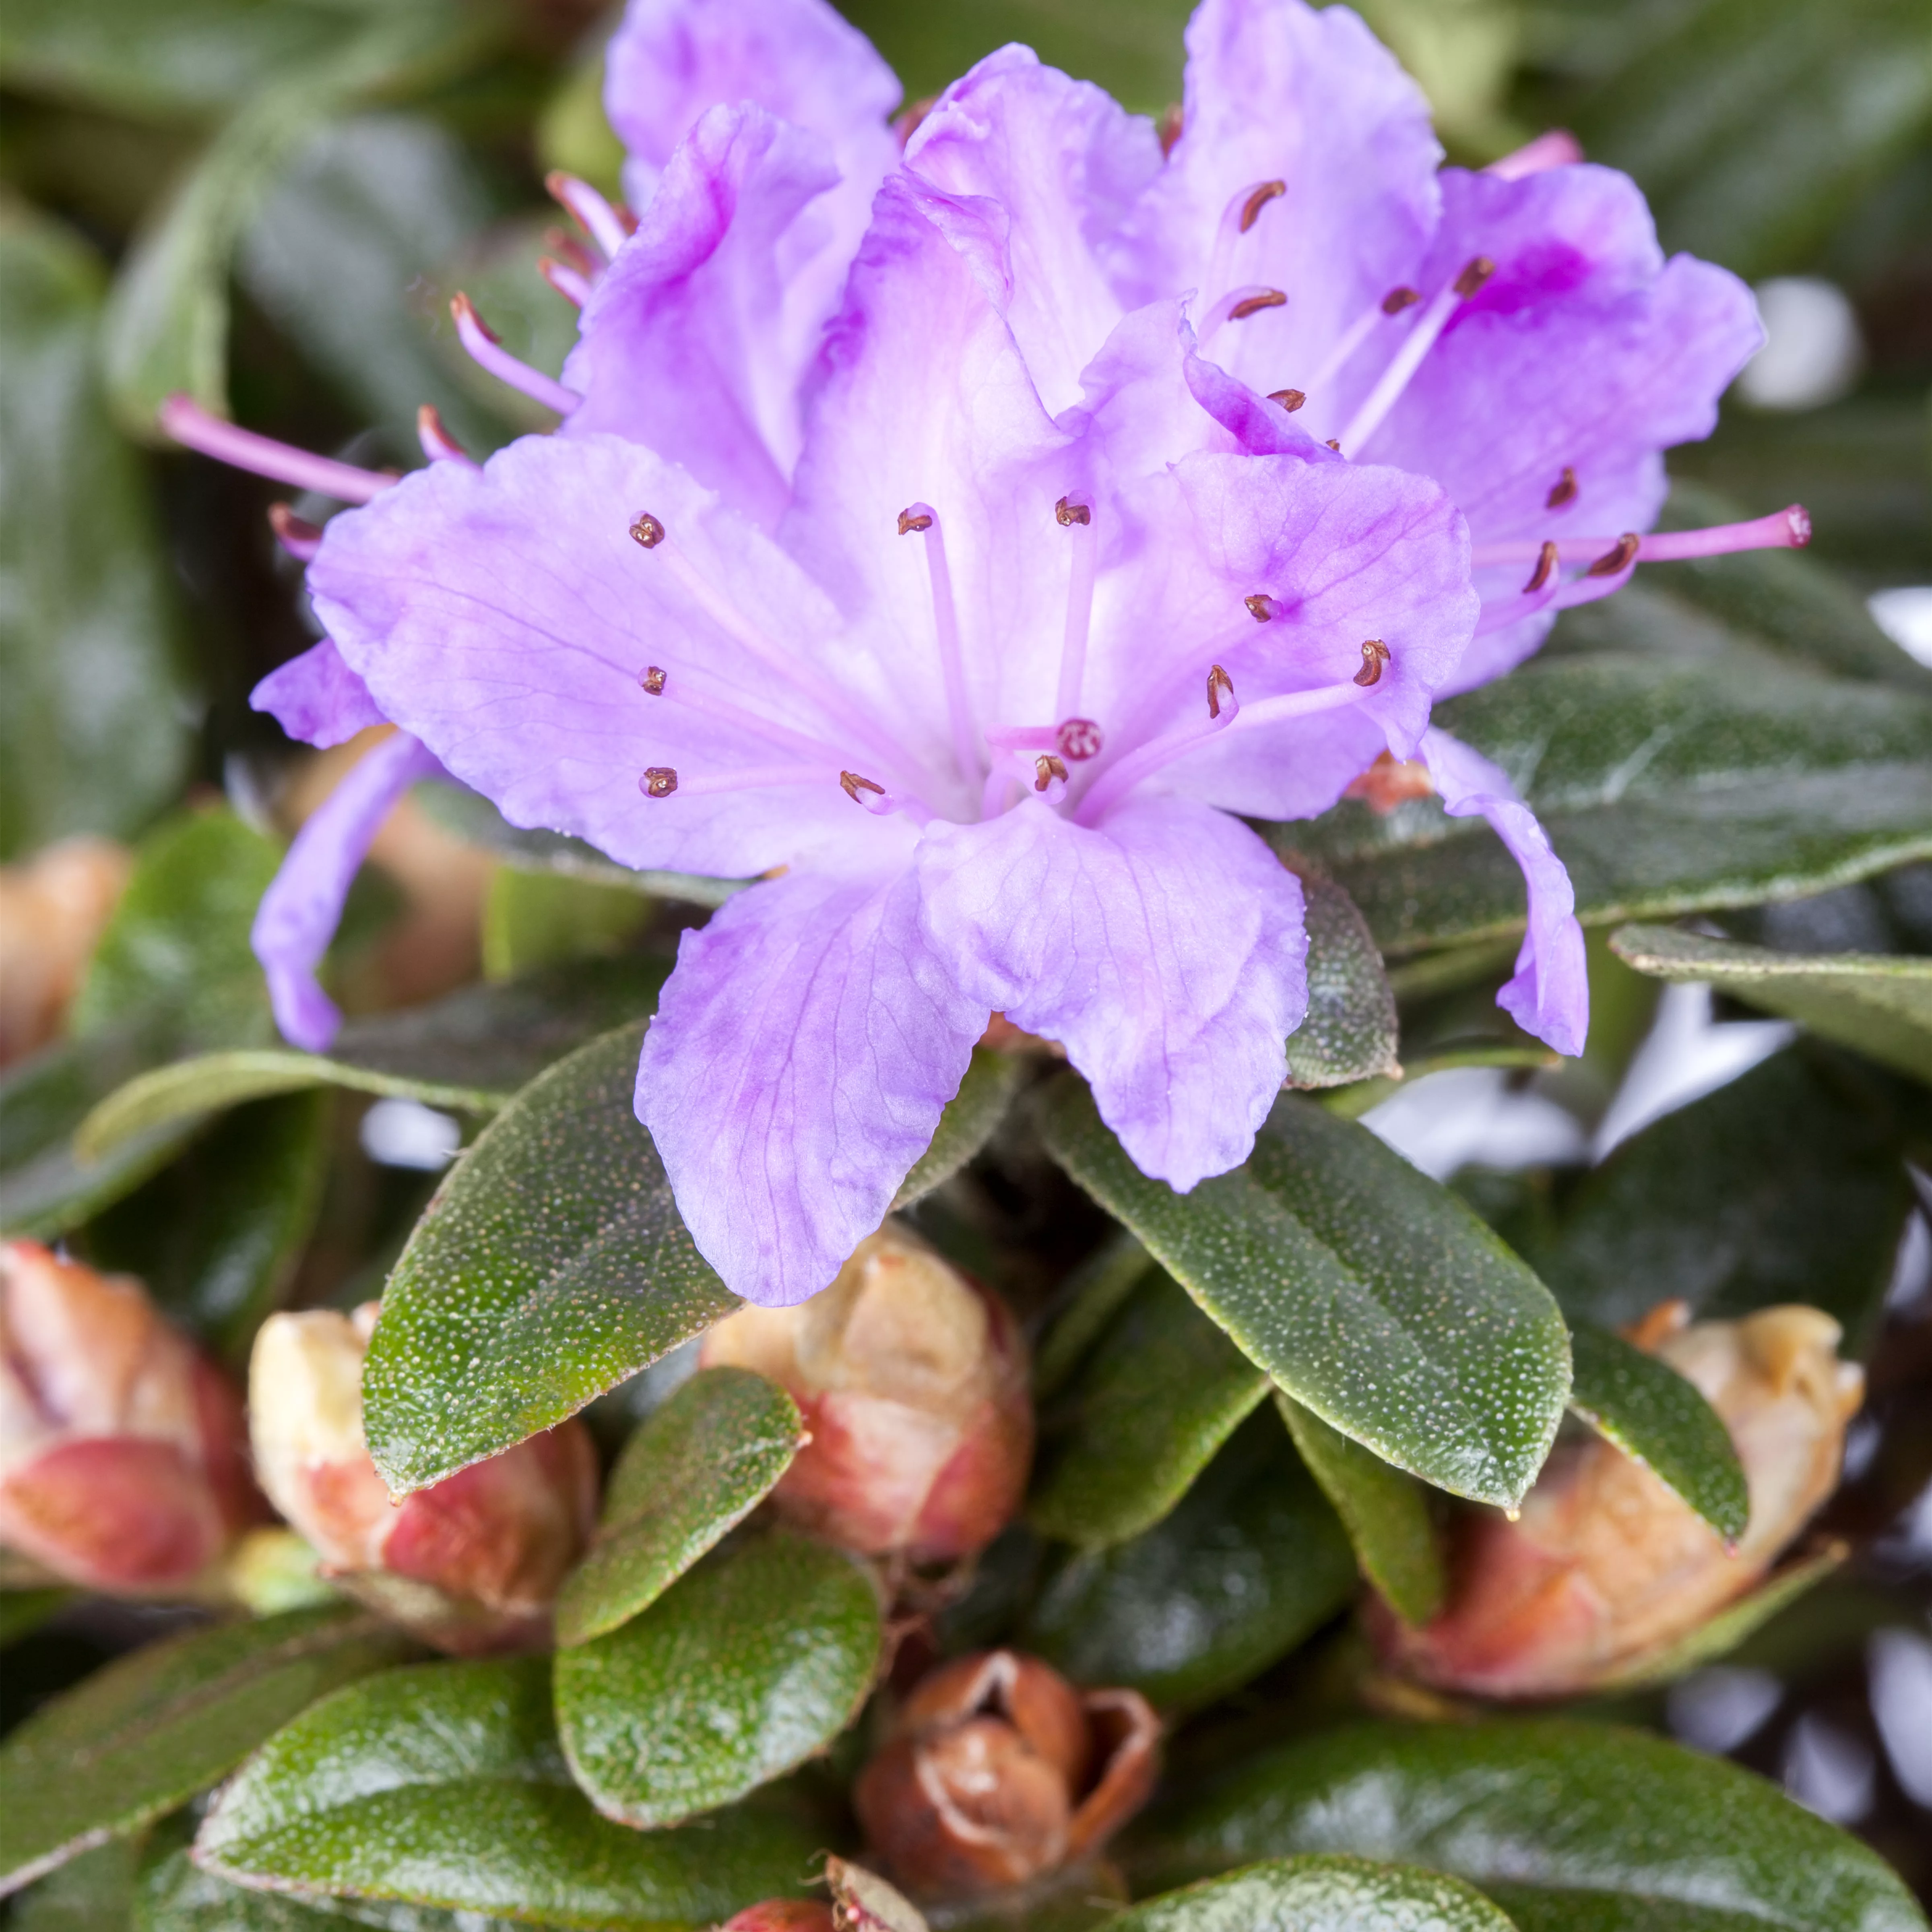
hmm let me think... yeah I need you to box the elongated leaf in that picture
[1125,1718,1926,1930]
[1610,923,1932,1083]
[554,1368,803,1647]
[196,1658,817,1927]
[0,1606,412,1893]
[893,1047,1028,1208]
[1567,1323,1749,1544]
[1276,1394,1443,1627]
[1029,1268,1269,1550]
[1110,1857,1515,1932]
[76,955,671,1158]
[363,1025,738,1494]
[1021,1410,1355,1711]
[0,207,188,859]
[1032,1232,1156,1397]
[0,1590,72,1650]
[483,870,652,983]
[555,1531,881,1827]
[1038,1077,1571,1506]
[12,1837,143,1932]
[1544,1046,1914,1349]
[1284,879,1400,1091]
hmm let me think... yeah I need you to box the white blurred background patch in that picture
[1737,276,1864,412]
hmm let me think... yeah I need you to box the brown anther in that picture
[640,666,667,695]
[1354,638,1391,687]
[1523,541,1559,595]
[1056,718,1103,762]
[1325,439,1342,452]
[1267,388,1306,411]
[450,291,498,342]
[268,504,323,547]
[1381,286,1421,315]
[1239,180,1286,232]
[1585,532,1641,578]
[897,508,933,536]
[1453,256,1496,299]
[1546,465,1578,510]
[630,513,666,549]
[1228,289,1288,321]
[1034,754,1069,793]
[1244,594,1276,623]
[640,767,678,798]
[1156,104,1184,157]
[1054,496,1091,527]
[1206,664,1235,719]
[841,771,887,803]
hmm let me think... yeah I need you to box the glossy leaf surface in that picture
[555,1531,881,1827]
[0,1606,411,1891]
[195,1657,817,1927]
[1039,1077,1571,1506]
[1284,879,1401,1090]
[1110,1857,1515,1932]
[554,1368,803,1647]
[362,1024,739,1494]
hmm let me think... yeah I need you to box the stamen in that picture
[1325,439,1342,452]
[640,666,667,694]
[640,767,678,797]
[1353,638,1391,687]
[159,394,393,503]
[544,227,597,277]
[900,503,981,785]
[1268,388,1306,411]
[840,771,886,802]
[1470,506,1811,570]
[1239,180,1286,232]
[539,257,593,308]
[1335,257,1496,456]
[1054,496,1098,722]
[1245,594,1276,622]
[1057,718,1103,761]
[644,763,834,799]
[1034,754,1069,793]
[268,504,322,561]
[1157,105,1184,156]
[450,293,582,417]
[545,171,629,262]
[1346,751,1436,813]
[1228,289,1287,320]
[1546,466,1578,510]
[1523,541,1558,594]
[416,405,475,466]
[1207,663,1236,718]
[1382,287,1422,315]
[1302,305,1384,395]
[1585,533,1641,578]
[1487,129,1583,180]
[634,648,891,770]
[630,513,666,548]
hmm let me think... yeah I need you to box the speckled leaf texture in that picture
[892,1046,1028,1208]
[0,1606,412,1892]
[554,1368,804,1648]
[554,1530,881,1828]
[1038,1076,1571,1507]
[194,1657,818,1927]
[361,1024,739,1494]
[1283,879,1401,1090]
[1111,1856,1516,1932]
[1124,1718,1928,1930]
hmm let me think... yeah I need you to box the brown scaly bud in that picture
[827,1859,928,1932]
[852,1650,1160,1900]
[0,838,130,1065]
[1377,1304,1865,1699]
[249,1307,597,1654]
[700,1224,1032,1562]
[0,1243,262,1593]
[1344,750,1435,814]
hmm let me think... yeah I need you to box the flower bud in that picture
[699,1224,1032,1561]
[0,1242,260,1592]
[0,838,130,1064]
[852,1650,1159,1899]
[723,1905,836,1932]
[249,1305,596,1653]
[1379,1303,1865,1699]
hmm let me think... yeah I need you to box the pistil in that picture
[1337,257,1495,456]
[899,504,982,789]
[1470,506,1810,571]
[159,395,394,504]
[1054,496,1097,722]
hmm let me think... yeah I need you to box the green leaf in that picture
[1276,1394,1444,1627]
[893,1047,1028,1209]
[555,1530,881,1827]
[1610,923,1932,1084]
[1126,1718,1927,1930]
[1020,1410,1356,1711]
[195,1657,818,1928]
[76,955,672,1159]
[0,1606,413,1892]
[362,1024,738,1495]
[554,1368,804,1648]
[1109,1857,1516,1932]
[0,206,189,859]
[1038,1077,1571,1507]
[1567,1323,1749,1544]
[482,870,653,984]
[1543,1046,1915,1349]
[1032,1231,1155,1397]
[85,1092,328,1363]
[12,1836,143,1932]
[1284,879,1400,1090]
[0,1589,73,1650]
[1028,1267,1269,1550]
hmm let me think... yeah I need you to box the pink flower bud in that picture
[722,1903,836,1932]
[852,1650,1160,1900]
[699,1224,1032,1562]
[0,838,130,1064]
[249,1305,596,1653]
[0,1242,260,1592]
[1379,1303,1866,1699]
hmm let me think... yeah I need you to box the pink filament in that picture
[1487,130,1584,180]
[1470,506,1810,570]
[539,257,593,308]
[451,295,581,417]
[545,171,629,263]
[904,504,982,788]
[159,395,393,503]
